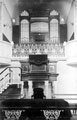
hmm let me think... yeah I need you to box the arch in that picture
[50,10,58,16]
[50,18,59,43]
[21,19,29,42]
[21,10,29,16]
[50,19,58,23]
[21,19,29,24]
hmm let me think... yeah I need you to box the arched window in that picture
[21,19,29,42]
[50,19,59,43]
[50,10,59,44]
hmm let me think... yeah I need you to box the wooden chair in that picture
[31,88,46,99]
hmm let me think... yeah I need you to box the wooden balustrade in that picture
[12,43,65,59]
[0,68,10,93]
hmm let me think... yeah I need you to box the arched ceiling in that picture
[4,0,73,24]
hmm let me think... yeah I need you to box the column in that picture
[51,82,55,98]
[20,81,24,97]
[44,81,52,99]
[44,81,49,98]
[28,81,33,98]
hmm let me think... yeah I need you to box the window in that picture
[50,19,59,43]
[21,19,29,42]
[50,10,59,44]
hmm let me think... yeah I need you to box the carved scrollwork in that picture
[43,110,62,120]
[12,43,65,58]
[3,110,23,120]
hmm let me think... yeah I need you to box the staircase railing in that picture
[0,67,12,93]
[0,67,22,94]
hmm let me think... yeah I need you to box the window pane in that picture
[50,19,59,43]
[21,19,29,42]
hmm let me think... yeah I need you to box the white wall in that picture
[54,61,77,103]
[67,3,74,41]
[55,61,77,94]
[4,0,19,25]
[10,61,21,84]
[0,2,2,41]
[0,41,12,64]
[2,3,12,42]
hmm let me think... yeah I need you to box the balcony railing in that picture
[12,43,65,59]
[0,41,12,64]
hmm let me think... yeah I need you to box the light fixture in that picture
[60,16,65,24]
[63,41,67,46]
[61,18,64,22]
[12,19,16,24]
[10,41,14,46]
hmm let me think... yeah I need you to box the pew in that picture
[1,99,72,120]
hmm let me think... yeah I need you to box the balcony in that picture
[0,41,12,65]
[65,40,77,65]
[12,42,65,61]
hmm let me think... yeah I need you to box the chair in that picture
[31,88,46,99]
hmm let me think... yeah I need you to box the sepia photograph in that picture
[0,0,77,120]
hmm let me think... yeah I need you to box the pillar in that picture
[44,81,49,98]
[28,81,33,98]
